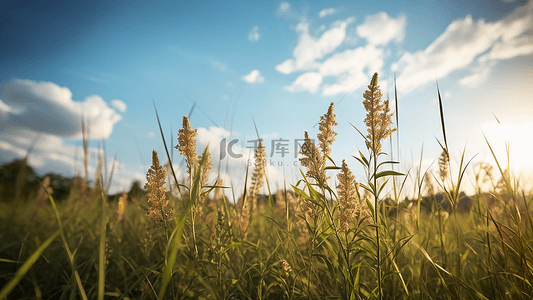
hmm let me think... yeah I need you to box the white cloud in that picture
[356,12,406,46]
[278,2,291,14]
[276,16,389,96]
[479,35,533,62]
[459,66,492,88]
[248,25,260,41]
[111,99,127,113]
[195,126,286,200]
[211,60,227,71]
[393,1,533,93]
[275,17,354,74]
[284,72,323,93]
[319,44,384,77]
[319,8,336,18]
[0,126,150,194]
[0,78,123,139]
[241,70,265,83]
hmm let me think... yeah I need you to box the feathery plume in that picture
[35,176,53,205]
[423,172,435,197]
[144,150,173,227]
[294,194,311,243]
[31,176,54,223]
[299,131,325,183]
[176,116,198,174]
[197,147,213,216]
[248,140,267,212]
[117,190,128,223]
[317,102,338,158]
[337,160,359,231]
[236,140,266,238]
[438,149,449,182]
[363,73,396,154]
[199,147,213,187]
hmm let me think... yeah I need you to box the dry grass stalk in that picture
[176,116,198,174]
[197,147,213,216]
[424,172,435,197]
[363,73,396,154]
[213,178,224,202]
[199,148,213,187]
[294,194,311,243]
[35,176,53,205]
[248,140,267,213]
[144,150,173,227]
[300,131,325,183]
[438,149,450,182]
[275,189,284,215]
[317,102,338,158]
[117,190,128,223]
[31,176,54,223]
[337,160,359,231]
[236,140,266,238]
[319,102,338,148]
[94,155,103,190]
[81,117,90,203]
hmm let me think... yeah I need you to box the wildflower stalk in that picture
[297,102,359,297]
[359,73,398,299]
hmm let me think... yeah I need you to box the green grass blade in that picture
[158,214,186,299]
[436,80,448,152]
[98,193,107,300]
[0,229,60,300]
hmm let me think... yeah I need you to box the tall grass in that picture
[1,73,532,299]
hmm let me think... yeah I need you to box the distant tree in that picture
[0,159,39,202]
[128,180,146,201]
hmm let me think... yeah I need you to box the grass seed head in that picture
[337,159,359,231]
[144,150,173,226]
[363,73,396,154]
[438,149,450,182]
[117,190,128,222]
[249,140,267,209]
[299,131,325,183]
[176,116,198,174]
[317,102,338,158]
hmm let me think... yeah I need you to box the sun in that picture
[481,121,533,177]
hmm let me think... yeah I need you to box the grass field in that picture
[1,73,532,299]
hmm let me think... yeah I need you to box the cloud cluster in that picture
[0,78,124,139]
[211,60,227,72]
[0,79,132,194]
[241,70,265,83]
[189,126,285,199]
[277,13,405,96]
[319,8,336,18]
[278,2,291,14]
[248,26,260,41]
[276,17,354,74]
[393,1,533,92]
[0,127,138,194]
[277,2,533,96]
[356,12,406,46]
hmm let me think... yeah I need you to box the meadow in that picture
[1,73,532,299]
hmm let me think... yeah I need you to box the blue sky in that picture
[1,0,532,196]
